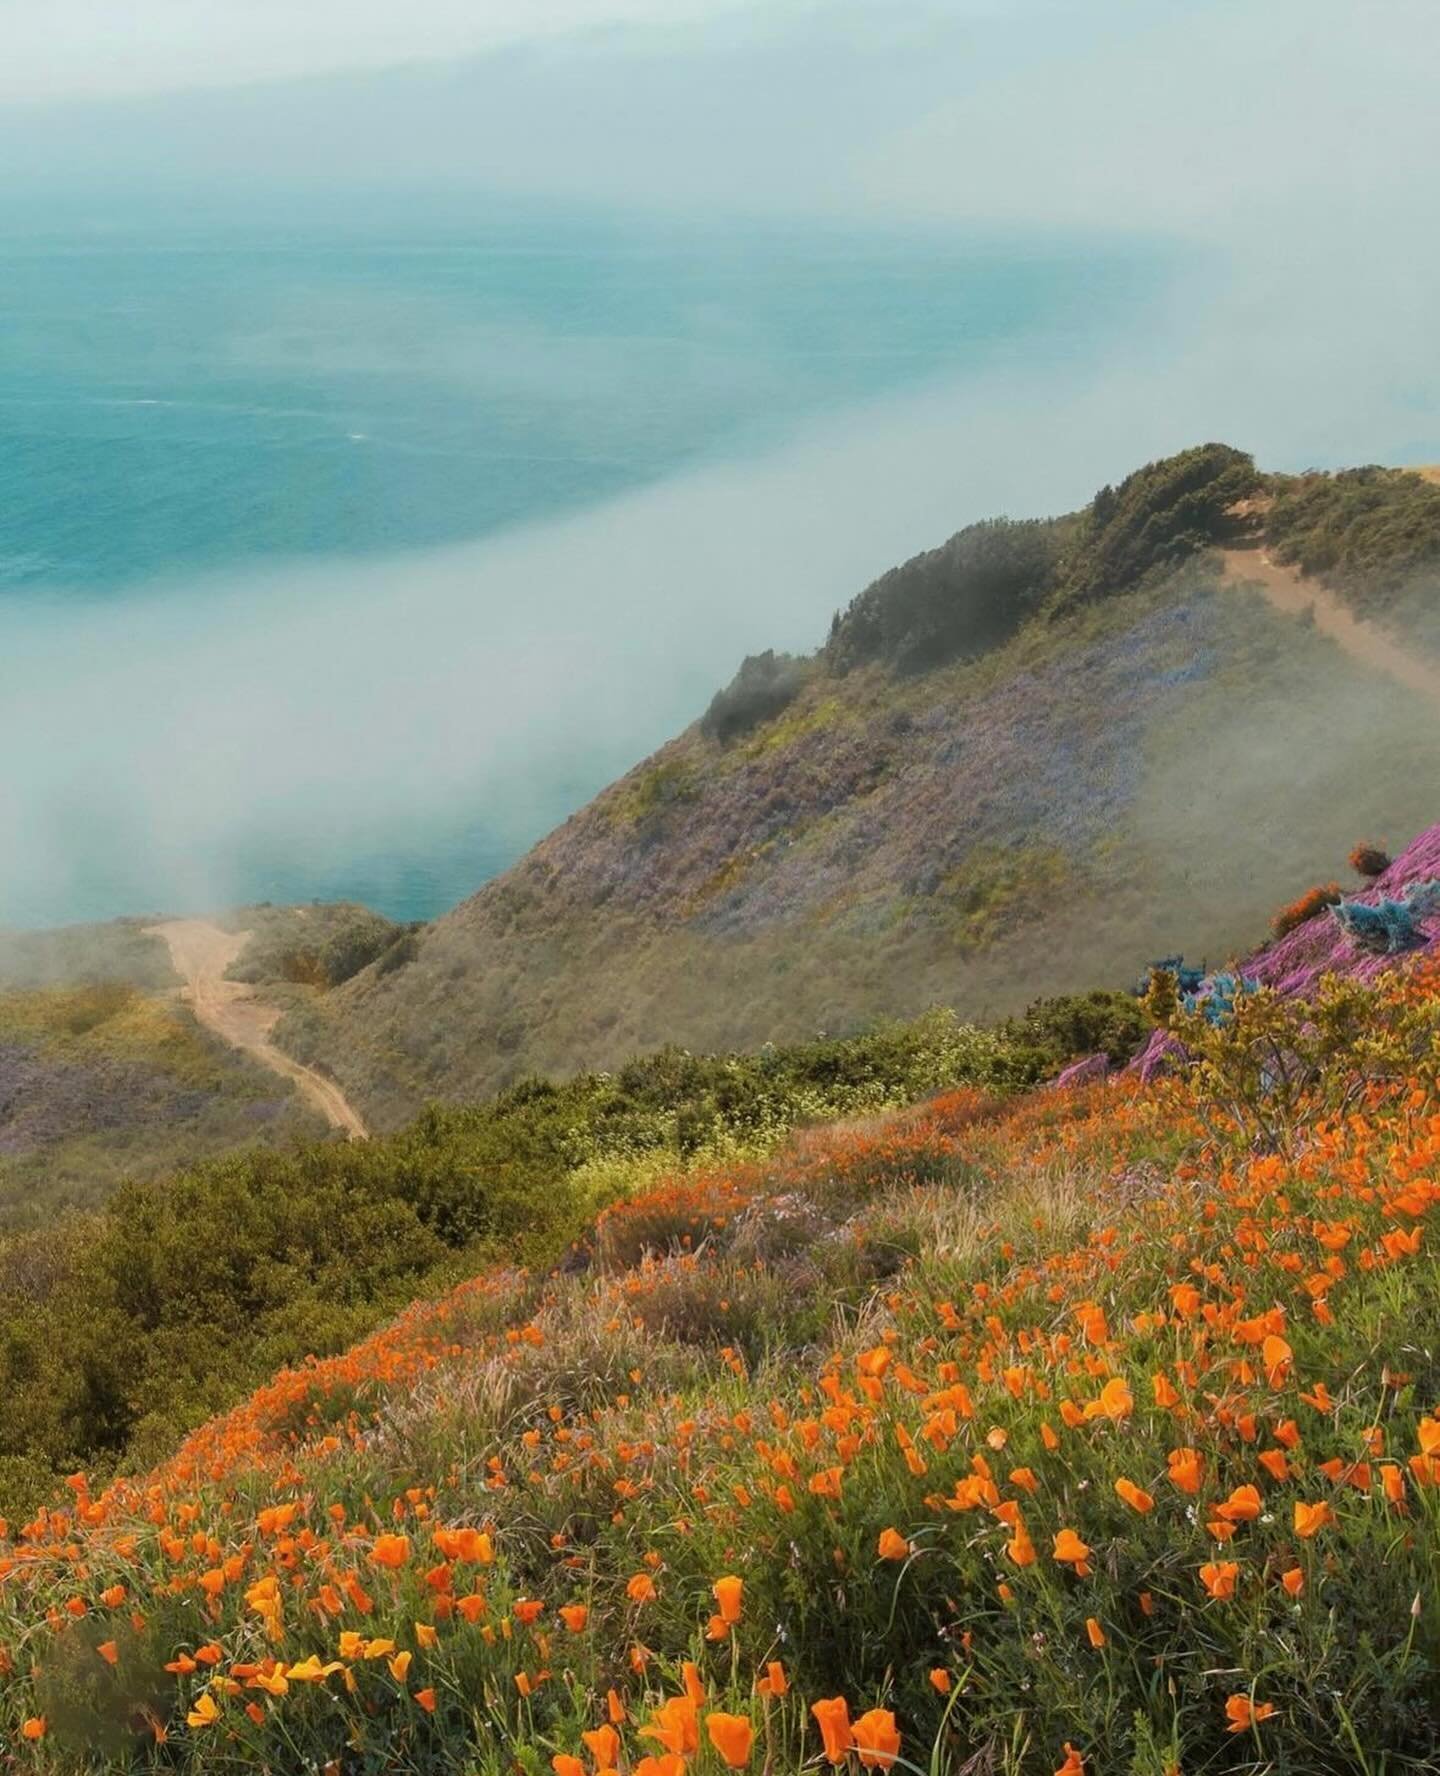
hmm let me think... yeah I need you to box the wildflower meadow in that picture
[4,946,1440,1774]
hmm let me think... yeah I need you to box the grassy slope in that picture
[6,966,1440,1773]
[283,552,1440,1130]
[0,920,334,1226]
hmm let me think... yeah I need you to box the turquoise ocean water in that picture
[0,204,1167,922]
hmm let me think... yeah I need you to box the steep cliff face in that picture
[278,451,1440,1129]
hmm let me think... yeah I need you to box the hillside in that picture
[278,448,1440,1130]
[0,904,409,1224]
[5,881,1440,1771]
[0,922,329,1225]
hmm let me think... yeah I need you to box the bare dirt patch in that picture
[1220,545,1440,706]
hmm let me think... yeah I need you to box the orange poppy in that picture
[584,1726,621,1767]
[812,1696,853,1763]
[705,1712,755,1769]
[1216,1485,1262,1523]
[876,1528,911,1561]
[1167,1448,1203,1494]
[758,1660,788,1698]
[1224,1694,1278,1733]
[641,1696,699,1757]
[1293,1499,1336,1538]
[369,1534,411,1570]
[851,1708,901,1769]
[1052,1528,1092,1571]
[1006,1519,1037,1567]
[1114,1478,1154,1513]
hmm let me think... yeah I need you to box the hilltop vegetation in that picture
[1265,464,1440,647]
[278,444,1440,1130]
[4,943,1440,1772]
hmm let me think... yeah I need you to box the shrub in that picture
[1054,442,1259,608]
[1004,988,1152,1071]
[0,1002,1024,1511]
[277,948,328,986]
[1271,881,1341,939]
[225,903,406,989]
[1349,841,1392,878]
[701,651,807,743]
[374,929,421,977]
[1265,464,1440,604]
[320,911,412,985]
[826,516,1066,674]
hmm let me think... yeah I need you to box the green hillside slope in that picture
[278,447,1440,1129]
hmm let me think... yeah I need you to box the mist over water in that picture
[4,209,1440,930]
[0,210,1175,926]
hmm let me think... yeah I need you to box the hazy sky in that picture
[2,0,1435,242]
[0,0,763,99]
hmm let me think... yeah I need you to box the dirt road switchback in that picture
[148,919,368,1140]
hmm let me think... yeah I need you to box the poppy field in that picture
[4,959,1440,1773]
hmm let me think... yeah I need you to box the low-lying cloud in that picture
[3,217,1438,928]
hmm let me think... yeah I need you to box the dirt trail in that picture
[1220,545,1440,707]
[147,919,367,1140]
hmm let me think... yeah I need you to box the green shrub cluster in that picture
[1053,441,1259,609]
[1265,465,1440,609]
[225,902,416,989]
[826,515,1068,675]
[821,444,1259,680]
[1002,986,1151,1070]
[701,650,809,743]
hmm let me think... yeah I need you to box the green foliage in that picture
[611,757,701,828]
[934,843,1074,952]
[1156,970,1440,1150]
[320,910,419,986]
[1004,987,1152,1071]
[827,516,1068,674]
[374,927,421,977]
[0,987,326,1228]
[1054,442,1259,608]
[702,650,809,744]
[1265,465,1440,608]
[224,901,408,988]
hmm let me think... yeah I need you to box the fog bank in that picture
[3,223,1438,927]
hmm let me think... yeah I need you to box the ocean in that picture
[0,203,1168,925]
